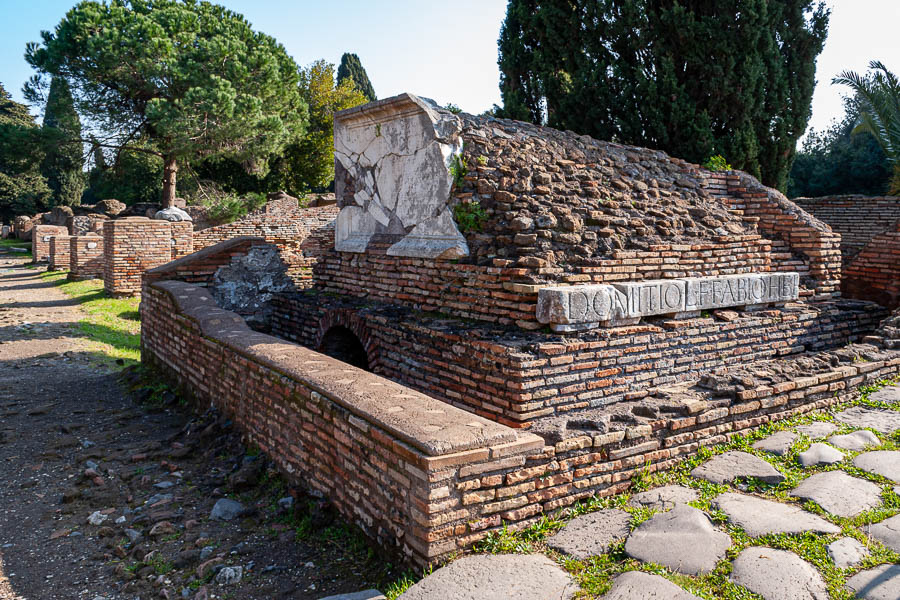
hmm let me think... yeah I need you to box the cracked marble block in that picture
[333,93,469,260]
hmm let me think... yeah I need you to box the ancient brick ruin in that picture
[131,94,900,566]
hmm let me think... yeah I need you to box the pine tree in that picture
[497,0,830,191]
[336,53,377,102]
[41,77,84,207]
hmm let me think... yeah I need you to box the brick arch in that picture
[314,309,380,372]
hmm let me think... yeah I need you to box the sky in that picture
[1,0,898,142]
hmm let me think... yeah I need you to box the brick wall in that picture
[793,195,900,261]
[272,293,888,426]
[843,223,900,309]
[48,235,72,271]
[69,235,104,280]
[140,280,542,566]
[103,218,193,297]
[31,225,67,262]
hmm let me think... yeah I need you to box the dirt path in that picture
[0,250,396,600]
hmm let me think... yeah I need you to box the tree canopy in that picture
[25,0,309,207]
[40,77,84,207]
[0,83,51,220]
[337,53,376,103]
[497,0,830,191]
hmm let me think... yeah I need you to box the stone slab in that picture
[629,485,699,511]
[797,443,845,467]
[828,430,881,452]
[712,492,840,537]
[624,504,731,575]
[845,564,900,600]
[867,385,900,406]
[546,509,631,559]
[684,272,799,311]
[853,451,900,482]
[601,571,702,600]
[789,471,882,518]
[835,406,900,434]
[319,592,385,600]
[537,285,616,324]
[827,537,869,569]
[731,547,828,600]
[752,431,797,456]
[865,514,900,553]
[690,451,785,485]
[795,422,839,439]
[397,554,577,600]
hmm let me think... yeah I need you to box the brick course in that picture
[103,218,193,297]
[48,235,72,271]
[794,195,900,261]
[843,222,900,309]
[69,234,105,280]
[31,225,67,262]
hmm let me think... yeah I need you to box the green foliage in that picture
[0,82,51,220]
[83,142,164,205]
[444,103,462,114]
[703,155,732,172]
[40,77,83,207]
[833,60,900,194]
[497,0,830,191]
[336,52,377,103]
[449,154,467,188]
[200,188,267,224]
[25,0,309,204]
[452,200,486,233]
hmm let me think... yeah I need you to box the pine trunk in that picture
[162,156,178,208]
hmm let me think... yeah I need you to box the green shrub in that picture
[453,201,487,233]
[703,154,732,172]
[449,154,467,189]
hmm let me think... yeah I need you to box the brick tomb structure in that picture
[842,219,900,309]
[794,195,900,261]
[31,224,68,262]
[69,233,105,280]
[104,217,193,297]
[140,94,900,565]
[47,234,73,271]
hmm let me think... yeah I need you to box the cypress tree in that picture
[0,83,51,218]
[41,77,84,207]
[336,53,377,102]
[497,0,829,191]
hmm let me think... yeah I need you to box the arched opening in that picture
[319,325,370,371]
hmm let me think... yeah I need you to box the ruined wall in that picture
[69,235,104,280]
[843,221,900,309]
[140,280,542,567]
[48,235,72,271]
[103,218,193,297]
[794,195,900,261]
[31,225,67,262]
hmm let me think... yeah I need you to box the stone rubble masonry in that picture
[140,279,543,567]
[141,277,900,565]
[103,218,193,297]
[47,235,73,271]
[69,234,105,281]
[793,195,900,261]
[272,292,886,425]
[843,220,900,310]
[31,225,68,262]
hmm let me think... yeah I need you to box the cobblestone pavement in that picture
[400,386,900,600]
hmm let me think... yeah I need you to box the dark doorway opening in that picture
[319,326,370,371]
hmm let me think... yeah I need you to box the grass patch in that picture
[0,238,31,258]
[39,271,140,367]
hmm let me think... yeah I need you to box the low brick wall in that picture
[69,234,104,280]
[31,225,67,262]
[843,223,900,309]
[794,195,900,261]
[272,293,888,425]
[103,218,193,297]
[140,280,543,566]
[48,235,72,271]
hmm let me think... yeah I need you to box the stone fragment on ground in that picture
[397,554,577,600]
[867,385,900,406]
[828,430,880,452]
[712,492,840,537]
[865,514,900,553]
[318,592,386,600]
[623,504,731,575]
[546,509,631,559]
[628,485,698,511]
[827,537,869,569]
[210,498,245,521]
[690,451,785,485]
[752,430,797,456]
[853,451,900,482]
[600,571,702,600]
[835,405,900,434]
[795,422,839,439]
[789,471,882,517]
[845,564,900,600]
[730,547,828,600]
[797,443,844,467]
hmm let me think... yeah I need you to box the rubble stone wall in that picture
[31,225,67,262]
[140,280,543,567]
[271,293,887,425]
[103,218,193,297]
[843,222,900,309]
[69,235,104,280]
[48,235,72,271]
[793,195,900,261]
